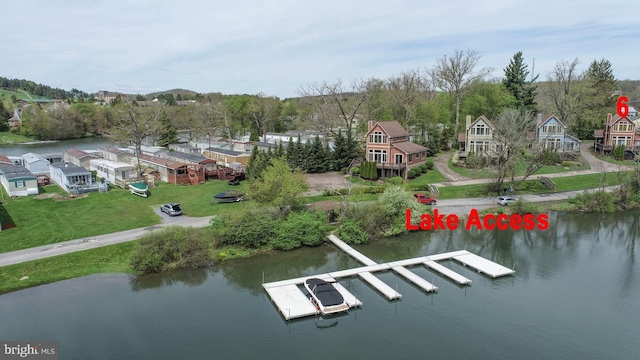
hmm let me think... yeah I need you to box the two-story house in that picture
[458,115,506,160]
[536,115,581,152]
[594,113,640,156]
[364,121,428,179]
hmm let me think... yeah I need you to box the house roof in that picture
[22,153,48,164]
[0,154,13,165]
[565,134,581,142]
[0,164,36,180]
[50,162,89,176]
[90,159,135,170]
[593,129,605,138]
[606,113,632,126]
[537,114,566,128]
[392,141,428,154]
[66,148,96,159]
[205,147,249,157]
[367,121,409,138]
[137,154,188,169]
[169,151,215,164]
[99,146,130,155]
[469,115,496,129]
[527,131,536,140]
[458,133,466,142]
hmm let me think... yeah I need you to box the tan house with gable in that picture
[364,121,428,179]
[458,115,507,160]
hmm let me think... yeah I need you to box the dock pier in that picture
[262,235,514,320]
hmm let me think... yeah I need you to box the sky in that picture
[3,0,639,99]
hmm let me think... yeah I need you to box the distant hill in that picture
[144,88,200,100]
[0,76,88,100]
[0,89,52,101]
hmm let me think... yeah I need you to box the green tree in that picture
[460,80,516,120]
[156,112,178,146]
[270,211,328,250]
[249,158,309,211]
[503,51,538,111]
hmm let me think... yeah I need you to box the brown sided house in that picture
[364,121,428,179]
[594,113,640,157]
[64,149,99,170]
[136,154,205,185]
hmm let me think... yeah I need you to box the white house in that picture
[49,163,106,194]
[89,159,137,188]
[22,153,50,175]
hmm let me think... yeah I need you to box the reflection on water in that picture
[129,268,210,291]
[0,210,638,360]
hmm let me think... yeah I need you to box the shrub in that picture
[568,190,616,213]
[508,199,542,215]
[360,161,378,180]
[561,161,582,167]
[351,166,360,175]
[612,144,625,161]
[270,211,328,250]
[340,167,348,174]
[425,159,434,170]
[130,226,211,274]
[405,183,432,192]
[338,218,369,245]
[407,168,422,179]
[212,207,277,247]
[387,176,404,185]
[540,148,561,165]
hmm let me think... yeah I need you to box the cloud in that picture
[3,0,639,98]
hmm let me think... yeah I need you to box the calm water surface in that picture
[0,211,639,359]
[0,137,111,156]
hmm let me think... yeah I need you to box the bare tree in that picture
[107,102,166,174]
[298,79,368,139]
[489,109,538,192]
[247,94,280,142]
[385,69,432,130]
[541,58,586,128]
[428,49,493,132]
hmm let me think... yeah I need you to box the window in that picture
[614,121,631,132]
[16,180,25,188]
[369,131,387,144]
[565,142,574,151]
[613,136,631,146]
[471,124,490,136]
[395,154,403,164]
[408,154,413,162]
[543,125,560,134]
[368,149,387,163]
[545,138,562,150]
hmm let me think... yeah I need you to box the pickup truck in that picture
[414,193,437,205]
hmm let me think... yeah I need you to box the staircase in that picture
[347,158,361,174]
[188,169,199,185]
[216,168,227,180]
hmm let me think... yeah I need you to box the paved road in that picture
[0,214,214,267]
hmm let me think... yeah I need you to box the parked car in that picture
[497,196,516,206]
[160,203,183,216]
[414,193,437,205]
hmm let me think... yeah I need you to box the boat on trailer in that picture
[304,278,350,315]
[129,182,149,197]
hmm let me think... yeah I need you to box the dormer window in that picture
[471,124,490,135]
[369,131,387,143]
[613,121,631,132]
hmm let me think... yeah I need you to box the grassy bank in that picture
[0,180,248,253]
[448,156,591,179]
[0,131,33,145]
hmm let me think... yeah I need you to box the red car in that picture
[414,193,437,205]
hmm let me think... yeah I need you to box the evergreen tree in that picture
[0,101,9,132]
[503,51,538,112]
[246,145,261,180]
[295,136,306,171]
[275,141,285,159]
[332,129,349,171]
[156,112,178,146]
[285,137,296,168]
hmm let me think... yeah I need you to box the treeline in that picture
[246,129,361,178]
[0,76,89,99]
[3,50,629,146]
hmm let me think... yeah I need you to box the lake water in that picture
[0,137,112,156]
[0,210,639,360]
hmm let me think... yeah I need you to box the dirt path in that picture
[304,172,360,196]
[433,152,472,182]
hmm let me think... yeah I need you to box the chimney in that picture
[465,115,471,129]
[607,113,612,125]
[64,162,68,167]
[536,113,543,125]
[368,121,374,131]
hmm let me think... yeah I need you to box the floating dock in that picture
[452,252,516,278]
[263,236,514,320]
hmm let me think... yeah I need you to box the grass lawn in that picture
[409,168,448,185]
[0,180,250,253]
[448,156,591,179]
[0,241,136,295]
[0,131,33,145]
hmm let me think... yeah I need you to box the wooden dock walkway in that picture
[263,236,514,320]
